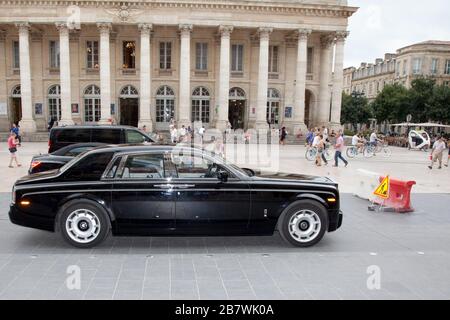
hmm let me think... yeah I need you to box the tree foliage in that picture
[341,92,373,131]
[359,78,450,125]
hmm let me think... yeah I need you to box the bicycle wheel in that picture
[346,147,357,158]
[305,149,316,161]
[324,149,334,162]
[363,146,374,158]
[382,147,392,157]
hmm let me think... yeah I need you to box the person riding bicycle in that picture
[352,133,365,154]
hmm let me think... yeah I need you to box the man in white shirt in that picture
[429,136,446,170]
[369,130,378,146]
[352,133,364,153]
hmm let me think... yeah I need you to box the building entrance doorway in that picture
[305,90,312,128]
[228,100,246,129]
[119,85,139,127]
[228,87,247,130]
[10,85,22,126]
[119,98,139,127]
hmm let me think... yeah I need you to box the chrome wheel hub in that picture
[65,209,101,244]
[288,210,321,243]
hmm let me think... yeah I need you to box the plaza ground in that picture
[0,143,449,299]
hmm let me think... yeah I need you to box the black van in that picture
[48,125,155,153]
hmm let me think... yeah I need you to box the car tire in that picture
[58,200,110,248]
[278,200,329,247]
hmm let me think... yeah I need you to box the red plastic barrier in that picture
[374,176,416,213]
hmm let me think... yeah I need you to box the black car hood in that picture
[16,169,60,185]
[252,171,335,184]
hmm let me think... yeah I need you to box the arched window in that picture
[229,87,246,100]
[267,88,281,125]
[120,85,139,98]
[48,85,61,121]
[191,87,210,123]
[11,85,21,97]
[84,85,101,122]
[156,86,175,123]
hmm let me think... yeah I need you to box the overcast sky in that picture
[345,0,450,68]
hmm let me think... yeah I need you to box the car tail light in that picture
[31,161,41,169]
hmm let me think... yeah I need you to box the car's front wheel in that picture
[58,200,110,248]
[279,200,328,247]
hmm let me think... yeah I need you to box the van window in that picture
[55,129,90,143]
[126,130,147,144]
[91,129,122,144]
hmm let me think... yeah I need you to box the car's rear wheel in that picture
[58,200,110,248]
[279,200,328,247]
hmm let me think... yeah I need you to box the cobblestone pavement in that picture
[1,193,449,300]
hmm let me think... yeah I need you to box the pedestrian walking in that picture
[333,132,348,168]
[170,127,178,144]
[10,123,21,146]
[428,136,446,170]
[8,132,22,168]
[280,127,287,145]
[305,128,314,147]
[313,134,328,166]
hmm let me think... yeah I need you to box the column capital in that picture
[138,23,153,35]
[179,24,193,35]
[320,33,335,49]
[55,22,70,33]
[219,25,234,37]
[15,22,30,33]
[257,27,273,40]
[335,31,350,42]
[97,22,112,34]
[297,29,312,41]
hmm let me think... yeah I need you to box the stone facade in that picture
[0,0,357,133]
[345,41,450,102]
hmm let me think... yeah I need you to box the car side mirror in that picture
[217,170,229,183]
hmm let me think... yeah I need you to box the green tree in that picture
[408,78,436,122]
[371,84,410,123]
[341,92,372,131]
[428,84,450,124]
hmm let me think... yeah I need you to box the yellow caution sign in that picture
[374,176,390,199]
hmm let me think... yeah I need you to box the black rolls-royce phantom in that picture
[9,146,343,248]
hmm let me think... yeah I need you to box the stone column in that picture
[316,34,335,126]
[16,22,36,132]
[330,31,349,130]
[255,27,272,130]
[293,29,311,133]
[56,22,74,126]
[214,25,233,131]
[138,23,153,131]
[97,23,112,124]
[178,24,192,128]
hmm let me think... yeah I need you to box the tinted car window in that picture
[91,129,122,144]
[120,154,165,179]
[64,152,114,181]
[126,130,147,144]
[64,146,96,157]
[54,129,91,143]
[105,156,122,179]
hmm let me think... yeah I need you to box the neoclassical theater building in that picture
[0,0,356,133]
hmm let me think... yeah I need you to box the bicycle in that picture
[363,141,392,158]
[346,145,365,158]
[305,144,334,162]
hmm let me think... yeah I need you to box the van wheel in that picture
[279,200,328,247]
[58,200,110,248]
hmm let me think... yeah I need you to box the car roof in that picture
[51,125,140,130]
[86,144,202,155]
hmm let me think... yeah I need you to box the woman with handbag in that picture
[8,132,22,168]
